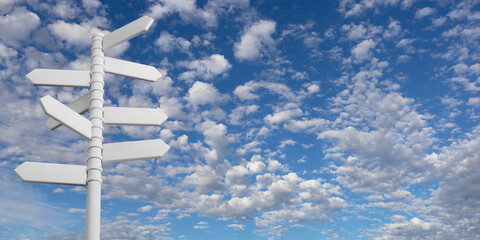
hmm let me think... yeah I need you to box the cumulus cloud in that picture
[194,221,209,229]
[383,19,402,38]
[415,7,435,19]
[137,205,154,212]
[0,7,40,46]
[341,23,382,40]
[376,215,446,240]
[351,39,376,63]
[234,20,276,61]
[467,97,480,106]
[318,63,433,195]
[338,0,415,18]
[0,43,17,58]
[183,165,225,193]
[48,20,100,48]
[264,107,303,125]
[229,105,259,125]
[179,54,232,81]
[156,31,191,53]
[102,216,171,239]
[228,223,246,230]
[53,0,79,19]
[284,118,327,133]
[233,81,298,101]
[185,81,227,106]
[82,0,102,9]
[148,0,217,27]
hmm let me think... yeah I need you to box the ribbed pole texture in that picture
[85,32,105,240]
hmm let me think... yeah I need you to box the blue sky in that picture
[1,0,479,239]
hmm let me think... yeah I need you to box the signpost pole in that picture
[85,32,105,240]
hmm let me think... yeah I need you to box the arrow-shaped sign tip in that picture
[14,163,26,182]
[140,16,154,32]
[26,69,38,85]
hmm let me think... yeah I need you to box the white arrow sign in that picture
[103,139,170,163]
[103,16,154,52]
[27,69,90,88]
[104,107,168,126]
[39,95,92,139]
[104,57,162,82]
[46,93,90,130]
[15,162,87,186]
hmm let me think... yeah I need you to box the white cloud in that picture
[0,43,17,58]
[48,20,99,48]
[156,31,191,53]
[284,118,327,133]
[152,75,175,96]
[341,23,382,40]
[53,0,78,19]
[233,82,260,100]
[194,221,209,229]
[159,96,186,119]
[67,208,86,214]
[376,216,446,240]
[228,223,246,230]
[137,205,154,212]
[149,0,197,19]
[199,120,233,157]
[234,20,276,61]
[82,0,101,9]
[233,81,298,101]
[0,7,40,46]
[415,7,435,19]
[396,38,415,48]
[186,81,226,106]
[351,39,376,63]
[183,165,225,193]
[467,97,480,106]
[148,0,217,28]
[307,84,320,94]
[338,0,403,18]
[179,54,232,81]
[383,19,401,38]
[264,108,303,125]
[52,188,65,194]
[102,216,171,239]
[229,105,259,125]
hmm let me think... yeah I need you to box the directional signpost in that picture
[14,16,170,240]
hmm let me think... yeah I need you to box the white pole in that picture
[86,32,105,240]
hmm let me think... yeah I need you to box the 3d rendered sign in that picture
[14,16,169,240]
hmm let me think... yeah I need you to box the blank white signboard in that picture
[27,69,90,87]
[104,107,168,126]
[103,139,170,163]
[104,57,162,82]
[39,95,92,139]
[15,162,87,186]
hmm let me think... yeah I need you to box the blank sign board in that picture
[104,107,168,126]
[27,69,90,88]
[103,139,170,163]
[105,57,162,82]
[39,95,92,139]
[15,162,87,186]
